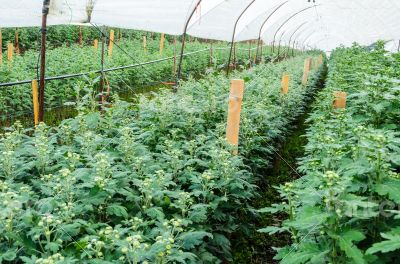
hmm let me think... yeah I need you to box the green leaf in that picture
[338,229,366,264]
[106,204,128,218]
[2,249,17,261]
[286,206,329,231]
[374,178,400,203]
[258,226,288,235]
[178,231,213,250]
[366,233,400,255]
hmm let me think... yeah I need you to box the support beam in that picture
[39,0,50,122]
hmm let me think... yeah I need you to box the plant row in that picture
[0,54,323,263]
[260,42,400,263]
[0,26,167,52]
[0,38,256,118]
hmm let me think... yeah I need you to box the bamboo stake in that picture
[94,39,98,50]
[31,80,40,125]
[159,33,165,55]
[108,30,115,57]
[226,79,245,155]
[7,42,13,62]
[281,74,290,94]
[302,58,311,85]
[173,37,177,75]
[118,29,122,41]
[15,28,20,55]
[143,36,147,53]
[78,26,83,46]
[333,91,347,109]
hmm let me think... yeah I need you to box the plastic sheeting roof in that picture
[1,0,400,51]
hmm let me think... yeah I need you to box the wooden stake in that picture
[209,43,213,66]
[94,39,98,49]
[31,80,40,125]
[7,42,13,62]
[333,91,347,109]
[15,28,20,55]
[226,79,245,155]
[143,36,147,53]
[159,33,165,55]
[118,29,122,41]
[108,30,115,57]
[0,29,2,66]
[78,26,83,46]
[173,37,177,75]
[281,74,290,94]
[302,58,311,85]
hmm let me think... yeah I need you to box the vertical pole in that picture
[39,0,50,122]
[292,41,296,56]
[0,29,2,66]
[227,0,256,75]
[108,30,114,57]
[7,42,13,62]
[226,79,245,155]
[281,74,290,94]
[159,33,165,55]
[143,36,147,53]
[15,28,20,55]
[31,80,40,125]
[173,37,177,76]
[302,58,311,85]
[209,42,213,66]
[79,26,83,46]
[176,0,203,87]
[248,41,251,64]
[100,27,106,101]
[118,29,122,41]
[94,39,98,50]
[233,43,236,69]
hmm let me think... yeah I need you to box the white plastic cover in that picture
[0,0,399,51]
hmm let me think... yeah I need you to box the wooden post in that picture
[302,58,311,85]
[159,33,165,55]
[143,36,147,53]
[7,42,13,61]
[173,37,177,75]
[108,30,115,57]
[281,74,290,94]
[15,28,20,55]
[226,79,245,155]
[118,30,122,41]
[31,80,40,125]
[209,43,213,66]
[0,29,2,66]
[78,26,83,46]
[333,91,347,109]
[94,39,98,50]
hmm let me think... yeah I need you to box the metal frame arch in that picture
[227,0,256,75]
[255,1,289,63]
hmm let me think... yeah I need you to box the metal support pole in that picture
[176,0,202,88]
[271,5,317,58]
[227,0,256,75]
[255,1,288,63]
[38,0,50,122]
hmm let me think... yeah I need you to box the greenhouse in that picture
[0,0,399,263]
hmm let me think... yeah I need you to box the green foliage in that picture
[259,44,400,263]
[0,54,320,263]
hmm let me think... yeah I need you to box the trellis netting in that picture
[0,0,399,51]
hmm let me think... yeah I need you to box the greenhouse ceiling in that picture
[1,0,399,51]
